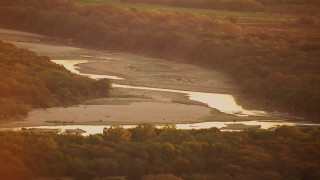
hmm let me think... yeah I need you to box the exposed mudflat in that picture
[0,28,275,127]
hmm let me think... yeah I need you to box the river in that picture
[1,28,319,135]
[52,60,266,116]
[2,120,319,136]
[36,59,318,135]
[1,59,318,135]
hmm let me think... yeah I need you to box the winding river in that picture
[1,28,319,135]
[52,60,266,116]
[3,120,320,136]
[29,59,317,135]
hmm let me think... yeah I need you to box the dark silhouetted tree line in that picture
[0,125,319,179]
[0,0,319,119]
[256,0,320,5]
[119,0,320,11]
[121,0,265,12]
[0,41,111,121]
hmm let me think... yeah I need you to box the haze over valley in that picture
[0,0,319,179]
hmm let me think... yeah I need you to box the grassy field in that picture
[71,0,297,24]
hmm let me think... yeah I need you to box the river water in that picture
[52,60,124,80]
[12,59,313,135]
[52,60,266,116]
[2,120,319,136]
[1,28,318,135]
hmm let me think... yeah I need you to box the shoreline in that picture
[0,28,310,129]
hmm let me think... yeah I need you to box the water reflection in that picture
[52,59,268,116]
[187,92,265,116]
[113,84,266,116]
[2,121,319,136]
[52,59,267,116]
[52,60,124,80]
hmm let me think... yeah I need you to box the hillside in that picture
[0,41,110,122]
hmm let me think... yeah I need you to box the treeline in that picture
[0,125,319,179]
[0,0,319,118]
[0,41,111,121]
[121,0,265,12]
[120,0,320,12]
[256,0,320,5]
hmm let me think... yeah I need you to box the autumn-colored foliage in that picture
[0,126,319,179]
[0,41,110,121]
[121,0,265,12]
[0,0,319,118]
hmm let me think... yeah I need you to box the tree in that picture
[131,123,155,141]
[142,173,183,180]
[103,125,131,142]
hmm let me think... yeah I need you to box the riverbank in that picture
[0,29,239,94]
[75,53,239,94]
[0,88,213,128]
[0,28,306,128]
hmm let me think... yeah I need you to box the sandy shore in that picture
[0,28,260,128]
[76,55,238,94]
[1,102,211,128]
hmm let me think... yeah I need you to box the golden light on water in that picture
[52,60,124,80]
[188,92,244,113]
[188,92,266,116]
[52,59,266,116]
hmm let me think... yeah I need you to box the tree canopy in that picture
[0,0,319,119]
[0,126,319,179]
[0,41,111,121]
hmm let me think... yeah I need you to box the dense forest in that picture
[0,41,111,122]
[121,0,265,12]
[0,125,319,179]
[0,0,319,119]
[121,0,320,11]
[256,0,320,5]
